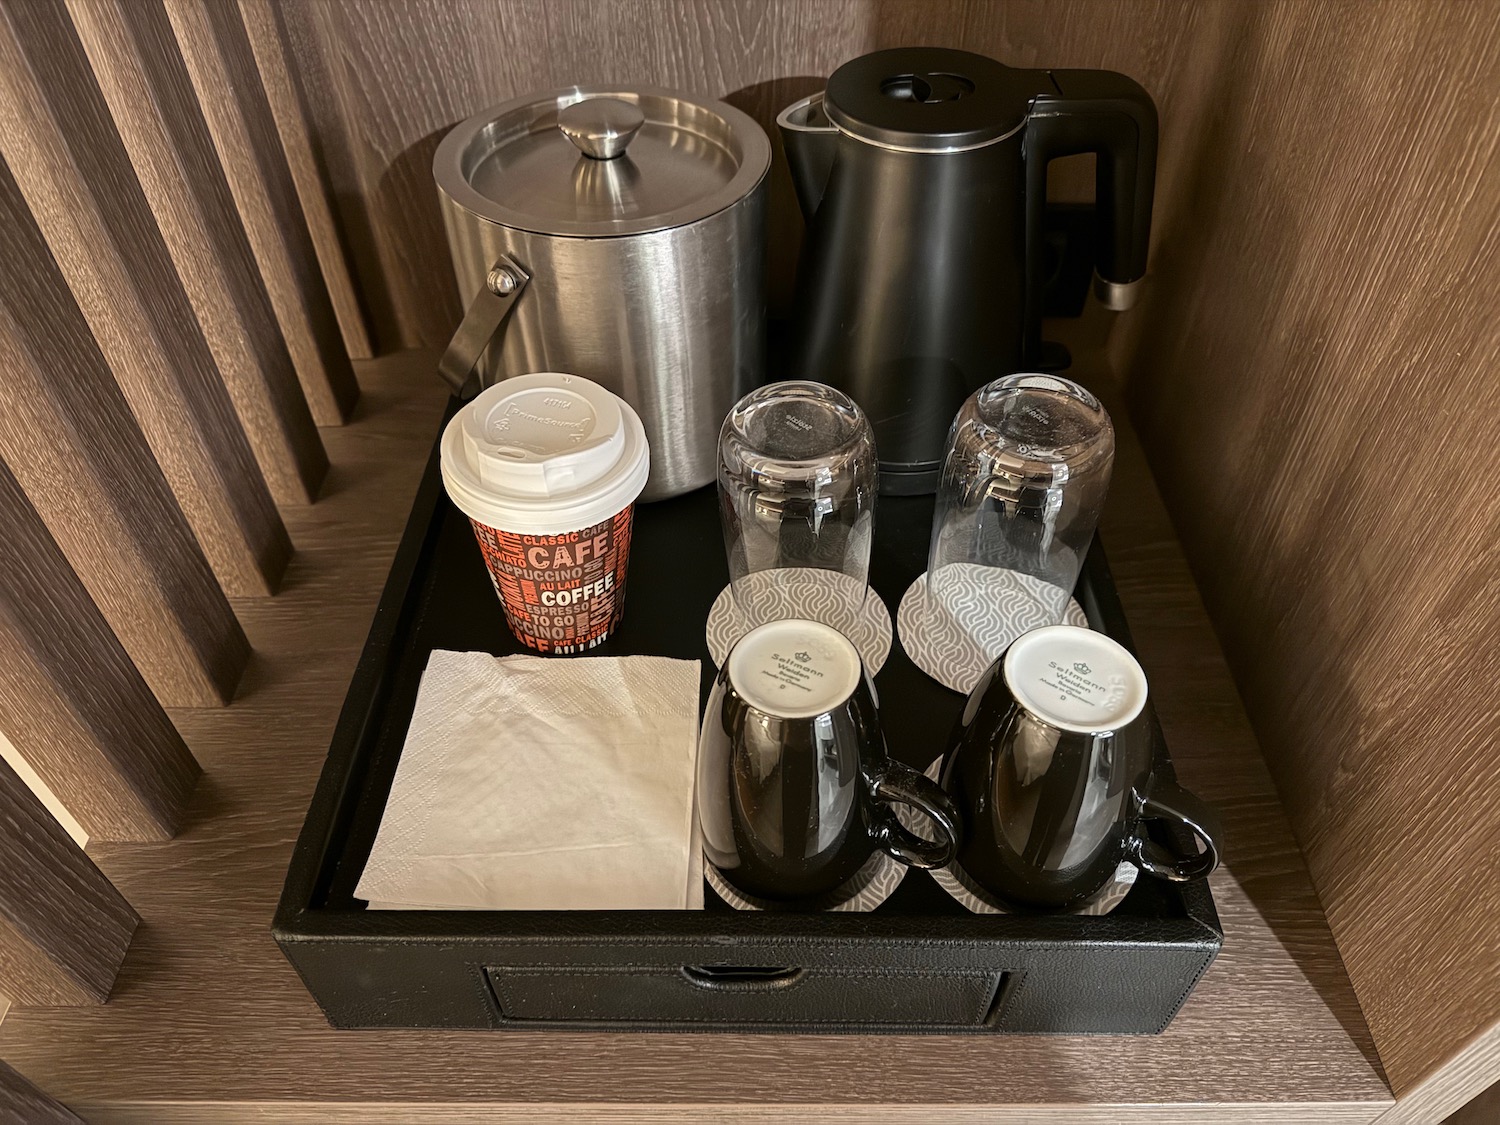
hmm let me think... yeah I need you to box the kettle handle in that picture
[1022,71,1158,350]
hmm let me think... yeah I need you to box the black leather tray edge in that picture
[273,405,1222,1035]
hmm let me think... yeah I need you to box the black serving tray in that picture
[274,407,1222,1034]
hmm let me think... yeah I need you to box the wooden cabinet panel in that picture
[191,0,1500,1112]
[0,748,137,1005]
[276,0,874,349]
[165,0,360,425]
[0,161,250,709]
[0,461,201,842]
[1111,0,1500,1112]
[0,0,292,596]
[0,1060,80,1124]
[66,0,329,506]
[0,348,1394,1120]
[271,0,1237,351]
[238,0,373,360]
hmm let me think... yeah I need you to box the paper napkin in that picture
[356,650,703,910]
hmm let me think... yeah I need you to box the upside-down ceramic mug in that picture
[699,619,960,902]
[941,624,1223,912]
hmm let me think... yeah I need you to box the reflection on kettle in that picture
[778,47,1158,495]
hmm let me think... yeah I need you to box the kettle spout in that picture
[777,92,837,221]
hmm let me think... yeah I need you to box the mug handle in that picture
[1128,779,1224,882]
[868,762,962,870]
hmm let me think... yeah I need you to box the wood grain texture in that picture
[237,0,373,360]
[0,1059,82,1124]
[276,0,874,349]
[0,347,1391,1120]
[0,160,249,709]
[1387,1031,1500,1125]
[277,0,1500,1109]
[275,0,1224,350]
[164,0,360,425]
[0,461,202,843]
[64,0,327,507]
[50,1105,1393,1125]
[1110,0,1500,1112]
[0,0,291,597]
[0,750,139,1007]
[0,730,87,849]
[1440,1074,1500,1125]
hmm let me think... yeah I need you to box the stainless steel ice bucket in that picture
[434,86,770,500]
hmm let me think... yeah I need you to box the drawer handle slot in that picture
[680,964,805,991]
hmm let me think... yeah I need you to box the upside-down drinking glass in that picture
[927,373,1114,631]
[718,381,878,630]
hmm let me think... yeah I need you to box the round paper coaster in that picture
[706,569,893,672]
[937,854,1137,917]
[897,565,1088,694]
[898,761,1137,917]
[704,848,906,913]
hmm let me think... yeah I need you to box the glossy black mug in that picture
[941,625,1222,913]
[699,619,961,902]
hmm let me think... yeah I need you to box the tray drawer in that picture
[487,964,1006,1027]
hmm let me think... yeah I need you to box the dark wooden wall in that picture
[275,0,1500,1104]
[279,0,1228,349]
[1111,0,1500,1106]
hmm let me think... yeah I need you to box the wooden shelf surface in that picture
[0,347,1392,1122]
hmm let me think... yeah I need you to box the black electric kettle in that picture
[778,47,1157,494]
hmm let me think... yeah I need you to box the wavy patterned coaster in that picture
[897,564,1088,694]
[704,848,906,912]
[937,855,1138,916]
[899,761,1137,917]
[706,569,893,672]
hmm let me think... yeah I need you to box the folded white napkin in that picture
[356,650,703,910]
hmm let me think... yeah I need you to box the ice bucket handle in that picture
[437,252,531,399]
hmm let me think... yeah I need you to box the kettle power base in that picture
[274,405,1222,1035]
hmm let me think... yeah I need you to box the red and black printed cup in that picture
[440,373,650,655]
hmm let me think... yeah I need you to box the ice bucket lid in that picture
[434,85,770,238]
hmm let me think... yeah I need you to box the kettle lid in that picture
[823,47,1046,151]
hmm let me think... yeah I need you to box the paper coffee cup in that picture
[440,373,650,654]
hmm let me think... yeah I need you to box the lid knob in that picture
[558,97,645,160]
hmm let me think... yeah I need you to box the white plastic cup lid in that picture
[1002,624,1148,734]
[727,619,862,721]
[440,372,650,534]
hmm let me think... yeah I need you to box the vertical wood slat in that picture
[166,0,361,425]
[0,0,291,597]
[0,750,139,1005]
[238,0,373,361]
[0,460,202,843]
[0,161,249,709]
[0,1060,82,1124]
[0,730,87,848]
[64,0,328,508]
